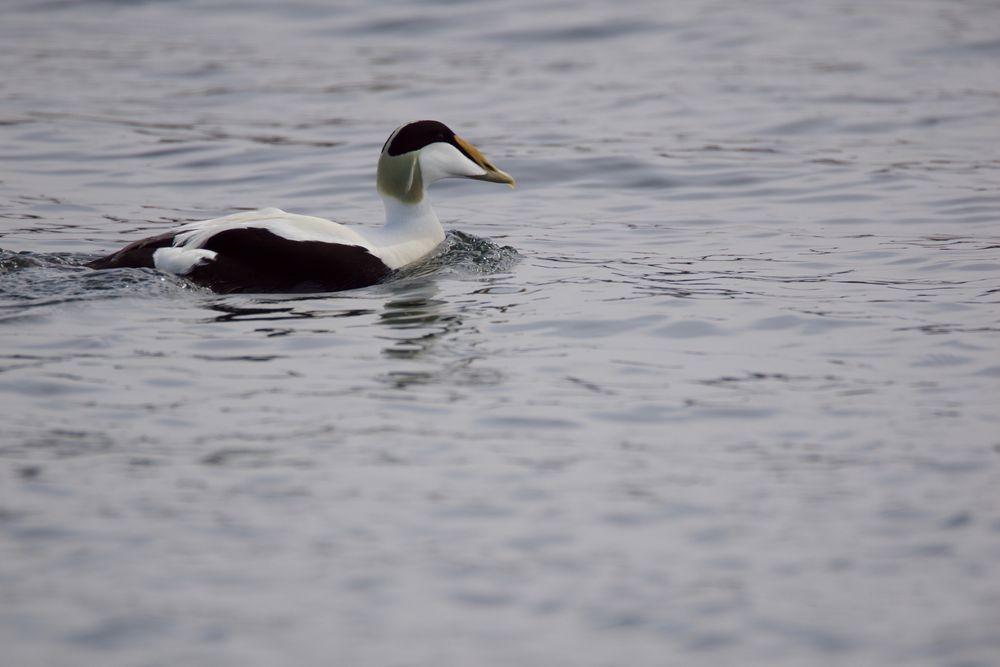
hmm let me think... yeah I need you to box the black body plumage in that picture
[87,228,391,293]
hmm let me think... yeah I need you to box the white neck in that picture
[362,194,445,270]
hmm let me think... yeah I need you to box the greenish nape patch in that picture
[376,152,424,204]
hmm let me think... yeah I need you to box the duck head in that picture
[376,120,515,204]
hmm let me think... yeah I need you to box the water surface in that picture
[1,1,999,665]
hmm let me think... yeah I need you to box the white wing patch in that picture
[153,206,443,272]
[153,247,218,275]
[172,208,377,253]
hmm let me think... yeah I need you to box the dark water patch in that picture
[811,94,913,106]
[1,429,114,459]
[450,589,515,608]
[378,296,454,329]
[201,447,276,467]
[758,117,836,136]
[897,324,1000,336]
[206,302,330,324]
[355,15,454,35]
[478,415,581,430]
[67,614,174,651]
[492,19,659,44]
[751,617,856,654]
[381,362,504,390]
[917,38,1000,58]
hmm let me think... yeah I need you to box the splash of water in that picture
[393,230,521,282]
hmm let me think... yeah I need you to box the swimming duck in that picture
[86,120,515,293]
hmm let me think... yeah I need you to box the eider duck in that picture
[87,120,515,293]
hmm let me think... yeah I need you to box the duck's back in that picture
[87,208,391,293]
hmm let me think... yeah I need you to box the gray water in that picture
[2,0,999,665]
